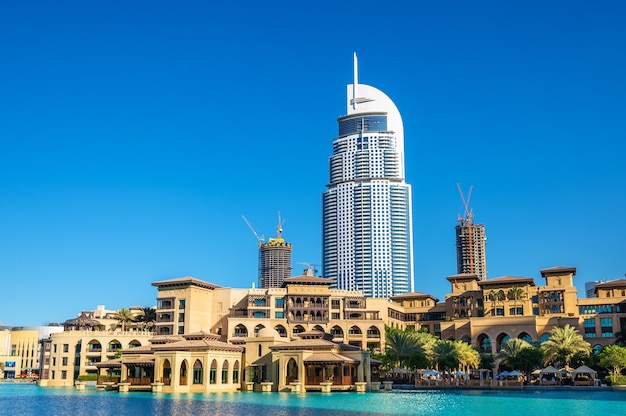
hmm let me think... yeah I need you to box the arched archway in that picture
[128,340,141,348]
[234,324,248,337]
[349,325,362,336]
[162,359,172,385]
[192,359,203,384]
[254,324,265,336]
[496,333,510,352]
[286,358,298,384]
[292,325,305,335]
[233,360,240,383]
[274,325,287,337]
[108,339,122,352]
[180,360,189,386]
[222,360,229,383]
[209,359,218,384]
[518,332,533,344]
[312,325,324,332]
[367,326,380,338]
[330,326,343,338]
[477,333,492,353]
[87,339,102,352]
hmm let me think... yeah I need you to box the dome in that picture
[257,327,280,339]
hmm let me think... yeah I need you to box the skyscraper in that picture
[322,54,414,298]
[258,219,292,289]
[455,185,487,280]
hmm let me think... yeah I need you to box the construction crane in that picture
[456,183,475,275]
[275,211,286,239]
[241,215,265,247]
[297,262,321,276]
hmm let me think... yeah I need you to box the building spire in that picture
[353,52,358,109]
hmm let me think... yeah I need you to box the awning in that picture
[304,352,360,365]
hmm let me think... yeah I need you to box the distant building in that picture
[455,222,487,280]
[0,325,63,379]
[258,234,292,289]
[322,53,414,298]
[584,280,604,298]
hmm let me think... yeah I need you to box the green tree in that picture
[542,325,591,367]
[598,344,626,383]
[112,308,135,332]
[479,353,495,370]
[507,347,544,382]
[506,286,525,316]
[498,338,532,365]
[456,341,480,375]
[488,290,504,316]
[433,340,460,377]
[136,307,157,331]
[385,327,422,369]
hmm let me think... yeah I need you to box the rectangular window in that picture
[331,313,340,319]
[179,313,185,322]
[495,308,504,316]
[62,357,68,366]
[52,358,56,366]
[61,371,67,380]
[331,300,340,309]
[275,298,285,308]
[253,298,266,307]
[52,371,56,379]
[53,344,57,354]
[584,318,595,328]
[533,307,540,316]
[274,311,284,318]
[179,299,186,309]
[178,326,184,335]
[63,344,69,353]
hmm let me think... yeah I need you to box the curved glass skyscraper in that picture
[322,54,414,298]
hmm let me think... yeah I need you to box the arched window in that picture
[234,324,248,337]
[222,360,229,384]
[128,340,141,348]
[162,359,171,386]
[330,326,343,337]
[233,361,240,383]
[180,360,188,385]
[87,339,102,352]
[367,326,380,338]
[108,340,122,352]
[349,326,362,335]
[461,335,471,344]
[293,325,305,334]
[274,325,287,337]
[496,334,510,352]
[539,333,550,344]
[477,334,492,353]
[254,324,265,336]
[209,359,217,384]
[313,325,324,332]
[518,333,533,344]
[192,360,203,384]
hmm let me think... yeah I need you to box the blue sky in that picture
[1,1,624,326]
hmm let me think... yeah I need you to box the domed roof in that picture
[257,327,280,339]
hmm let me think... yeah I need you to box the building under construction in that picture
[258,234,292,288]
[455,184,487,280]
[243,214,293,289]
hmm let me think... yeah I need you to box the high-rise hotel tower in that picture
[322,54,414,298]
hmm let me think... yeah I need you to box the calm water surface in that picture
[1,384,625,416]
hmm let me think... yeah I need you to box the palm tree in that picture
[499,338,532,363]
[136,307,157,331]
[542,325,591,368]
[112,308,135,332]
[507,286,525,316]
[433,340,460,378]
[385,327,422,369]
[455,341,480,376]
[488,290,504,316]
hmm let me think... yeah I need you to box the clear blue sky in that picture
[1,1,624,326]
